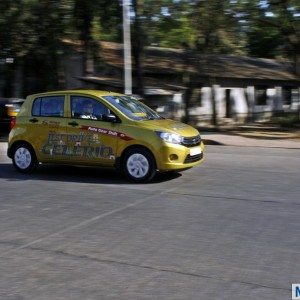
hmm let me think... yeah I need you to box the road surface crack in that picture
[20,245,290,293]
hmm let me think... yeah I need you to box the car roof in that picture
[28,90,123,98]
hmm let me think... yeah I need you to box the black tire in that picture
[12,143,39,173]
[123,147,156,182]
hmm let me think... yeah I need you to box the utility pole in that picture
[122,0,132,95]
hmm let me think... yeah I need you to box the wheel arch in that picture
[8,140,36,159]
[118,144,157,170]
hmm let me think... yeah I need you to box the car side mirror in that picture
[103,114,118,123]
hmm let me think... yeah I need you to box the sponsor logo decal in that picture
[42,120,60,129]
[41,131,115,160]
[81,125,133,141]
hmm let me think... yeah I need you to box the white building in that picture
[67,42,300,124]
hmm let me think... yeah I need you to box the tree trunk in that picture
[81,8,93,77]
[182,48,195,124]
[295,53,300,76]
[211,84,218,127]
[184,79,193,124]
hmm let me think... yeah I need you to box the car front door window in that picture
[71,96,110,121]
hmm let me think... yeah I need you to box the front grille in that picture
[181,135,201,147]
[184,152,203,163]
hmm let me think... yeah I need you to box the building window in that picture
[282,87,292,105]
[255,87,267,106]
[191,88,202,107]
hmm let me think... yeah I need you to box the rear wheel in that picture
[123,148,156,182]
[12,143,38,173]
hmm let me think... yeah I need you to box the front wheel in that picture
[123,148,156,182]
[12,143,39,173]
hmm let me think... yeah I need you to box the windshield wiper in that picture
[143,115,164,120]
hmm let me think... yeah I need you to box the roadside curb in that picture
[201,133,300,149]
[203,139,224,146]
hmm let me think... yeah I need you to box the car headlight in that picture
[156,131,182,144]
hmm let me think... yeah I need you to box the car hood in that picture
[138,119,200,137]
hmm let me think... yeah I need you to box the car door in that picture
[29,95,68,162]
[66,95,118,166]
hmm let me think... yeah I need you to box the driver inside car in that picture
[80,100,98,120]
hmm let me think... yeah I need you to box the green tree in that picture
[73,0,95,76]
[73,0,123,76]
[177,0,246,125]
[0,0,23,96]
[235,0,300,73]
[0,0,71,95]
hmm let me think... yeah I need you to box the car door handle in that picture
[68,121,79,127]
[29,118,39,123]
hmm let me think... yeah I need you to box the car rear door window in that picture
[32,96,64,117]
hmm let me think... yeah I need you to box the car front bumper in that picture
[156,141,205,171]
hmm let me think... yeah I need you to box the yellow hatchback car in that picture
[8,90,204,182]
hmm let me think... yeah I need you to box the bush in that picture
[271,114,300,128]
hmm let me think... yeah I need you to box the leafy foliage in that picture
[0,0,299,96]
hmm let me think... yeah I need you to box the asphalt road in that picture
[0,145,299,300]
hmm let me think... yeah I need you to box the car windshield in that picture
[103,95,163,121]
